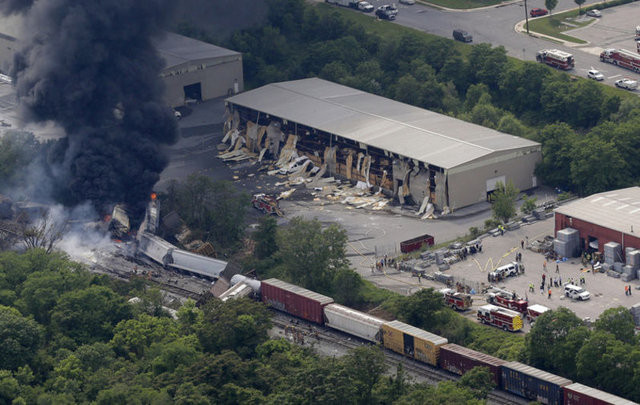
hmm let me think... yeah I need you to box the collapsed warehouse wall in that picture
[224,103,451,210]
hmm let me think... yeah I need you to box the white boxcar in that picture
[138,232,174,265]
[168,248,227,279]
[324,303,386,342]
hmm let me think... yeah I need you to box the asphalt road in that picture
[346,0,640,88]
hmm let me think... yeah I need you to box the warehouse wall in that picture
[446,149,541,211]
[162,54,244,107]
[554,213,640,253]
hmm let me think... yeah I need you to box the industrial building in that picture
[157,32,243,107]
[555,187,640,253]
[225,78,541,211]
[0,23,244,107]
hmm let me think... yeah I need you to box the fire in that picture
[150,192,157,201]
[104,214,112,222]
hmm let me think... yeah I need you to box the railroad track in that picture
[271,313,526,405]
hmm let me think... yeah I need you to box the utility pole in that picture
[524,0,530,34]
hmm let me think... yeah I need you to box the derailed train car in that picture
[261,278,334,325]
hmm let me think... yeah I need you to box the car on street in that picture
[587,69,604,81]
[453,28,473,43]
[615,78,638,90]
[357,1,374,12]
[530,8,548,17]
[564,284,591,300]
[586,9,602,17]
[399,0,415,4]
[376,4,397,20]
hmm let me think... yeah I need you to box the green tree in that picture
[575,0,586,13]
[332,268,364,307]
[525,307,589,378]
[253,216,278,260]
[520,195,537,214]
[468,44,508,90]
[388,288,444,330]
[196,298,271,357]
[0,305,42,370]
[51,285,132,344]
[164,175,250,248]
[457,366,495,399]
[276,217,349,293]
[110,314,180,358]
[491,181,519,223]
[594,306,636,344]
[0,130,39,188]
[545,0,558,14]
[569,135,627,195]
[344,346,386,404]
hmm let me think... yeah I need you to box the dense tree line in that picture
[0,248,498,404]
[189,0,640,197]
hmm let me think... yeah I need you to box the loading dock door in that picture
[486,176,506,192]
[184,82,202,102]
[486,176,506,201]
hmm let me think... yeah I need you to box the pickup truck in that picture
[615,78,638,90]
[375,4,398,20]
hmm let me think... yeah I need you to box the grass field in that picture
[525,10,593,44]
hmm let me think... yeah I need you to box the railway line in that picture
[270,313,526,405]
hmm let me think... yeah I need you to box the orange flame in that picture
[150,192,157,200]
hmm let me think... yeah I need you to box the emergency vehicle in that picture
[525,304,550,324]
[477,304,523,332]
[485,288,528,313]
[536,49,575,70]
[600,48,640,73]
[252,194,284,216]
[440,288,473,311]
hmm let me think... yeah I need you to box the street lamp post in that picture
[524,0,530,34]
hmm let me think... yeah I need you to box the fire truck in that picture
[477,304,523,332]
[600,48,640,73]
[525,304,550,324]
[251,194,284,216]
[485,288,528,313]
[536,49,575,70]
[440,288,473,311]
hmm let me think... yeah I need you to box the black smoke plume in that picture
[2,0,178,220]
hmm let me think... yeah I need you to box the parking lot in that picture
[354,214,640,326]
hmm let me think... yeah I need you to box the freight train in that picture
[255,278,636,405]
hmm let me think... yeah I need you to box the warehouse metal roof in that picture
[226,78,540,169]
[555,187,640,236]
[157,32,240,70]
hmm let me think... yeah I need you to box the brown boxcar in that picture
[564,383,637,405]
[439,343,506,386]
[261,278,333,325]
[381,320,448,366]
[400,233,435,253]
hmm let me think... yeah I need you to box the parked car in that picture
[357,1,374,12]
[587,69,604,81]
[564,284,591,301]
[530,8,548,17]
[376,4,397,20]
[586,9,602,17]
[452,29,473,43]
[615,78,638,90]
[399,0,415,4]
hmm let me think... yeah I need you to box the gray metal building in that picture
[225,78,541,211]
[157,32,243,107]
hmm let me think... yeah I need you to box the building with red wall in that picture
[554,187,640,254]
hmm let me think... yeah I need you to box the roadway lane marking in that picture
[608,74,622,79]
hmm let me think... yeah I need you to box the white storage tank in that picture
[323,303,386,343]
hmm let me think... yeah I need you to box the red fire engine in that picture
[477,304,523,332]
[485,288,528,313]
[536,49,575,70]
[251,194,284,216]
[440,288,473,311]
[600,48,640,73]
[525,304,550,324]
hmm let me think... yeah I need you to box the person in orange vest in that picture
[548,288,552,299]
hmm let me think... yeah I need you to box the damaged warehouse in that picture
[224,78,541,212]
